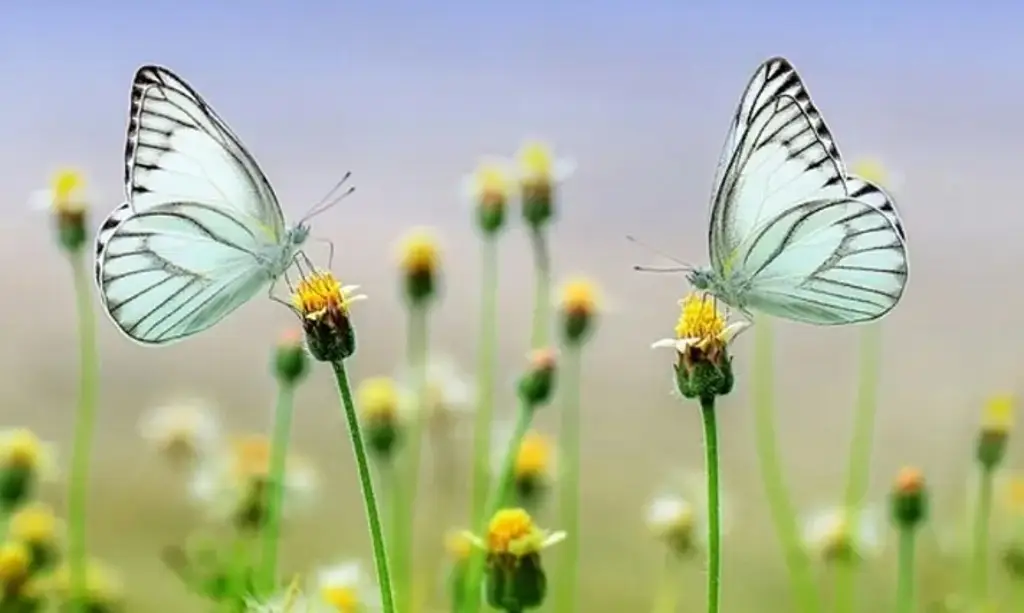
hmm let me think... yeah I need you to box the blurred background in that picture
[1,0,1023,610]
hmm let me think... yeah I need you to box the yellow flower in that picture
[0,428,56,477]
[478,508,565,558]
[291,271,364,319]
[560,278,599,316]
[445,529,474,562]
[468,161,511,205]
[516,141,573,186]
[9,502,61,547]
[358,377,402,423]
[982,393,1014,434]
[0,541,30,585]
[514,431,554,480]
[48,558,124,609]
[315,561,376,613]
[652,293,749,354]
[398,228,440,275]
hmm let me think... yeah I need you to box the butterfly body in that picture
[94,65,316,345]
[689,57,909,326]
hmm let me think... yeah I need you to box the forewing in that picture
[124,65,286,238]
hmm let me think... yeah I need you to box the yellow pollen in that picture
[0,541,30,584]
[560,278,598,316]
[486,508,536,554]
[292,271,346,317]
[9,503,58,545]
[357,377,401,422]
[321,585,359,612]
[0,428,44,470]
[474,163,510,202]
[51,168,86,213]
[674,293,726,341]
[518,141,554,182]
[982,393,1015,434]
[515,431,552,478]
[398,229,440,274]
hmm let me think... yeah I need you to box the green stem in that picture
[394,305,429,611]
[258,381,296,591]
[700,396,722,613]
[528,228,551,350]
[554,345,583,613]
[651,551,680,613]
[834,324,883,613]
[470,236,500,532]
[970,466,994,606]
[330,360,396,613]
[461,396,537,613]
[752,321,821,613]
[67,251,99,611]
[895,527,917,613]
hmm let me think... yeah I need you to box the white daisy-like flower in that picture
[802,505,885,563]
[138,396,222,469]
[646,469,732,556]
[459,157,515,204]
[515,140,576,187]
[314,561,380,612]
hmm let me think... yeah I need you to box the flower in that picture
[890,466,928,529]
[291,270,366,362]
[802,505,885,564]
[651,293,748,400]
[512,430,557,506]
[0,541,31,589]
[462,159,511,235]
[138,396,222,469]
[0,428,58,510]
[978,393,1014,469]
[190,434,320,530]
[646,469,732,557]
[46,558,124,613]
[445,529,474,563]
[314,561,379,613]
[357,376,405,460]
[515,140,574,230]
[30,168,91,253]
[518,348,558,407]
[558,277,600,345]
[275,328,310,385]
[397,228,441,306]
[401,356,474,429]
[9,501,63,569]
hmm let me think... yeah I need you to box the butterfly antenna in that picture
[626,234,695,273]
[300,171,355,223]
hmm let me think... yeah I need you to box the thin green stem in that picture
[554,344,583,613]
[700,396,722,613]
[394,305,429,611]
[528,228,551,350]
[834,324,883,613]
[895,527,918,613]
[752,321,821,613]
[330,360,395,613]
[651,551,680,613]
[470,236,500,532]
[67,251,99,611]
[258,382,296,591]
[970,466,994,606]
[461,396,536,613]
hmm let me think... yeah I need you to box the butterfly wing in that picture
[708,57,908,324]
[124,65,286,240]
[95,201,275,344]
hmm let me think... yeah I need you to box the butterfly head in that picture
[288,223,311,248]
[686,267,715,292]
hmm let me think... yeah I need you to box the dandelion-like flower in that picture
[645,470,731,558]
[397,227,442,306]
[138,397,222,470]
[291,270,366,362]
[802,505,885,565]
[314,561,380,613]
[515,140,574,230]
[651,293,749,401]
[0,428,58,511]
[558,277,600,346]
[511,430,557,507]
[190,434,320,531]
[977,393,1014,469]
[30,168,90,253]
[0,541,31,595]
[518,348,558,408]
[47,558,124,613]
[463,508,565,611]
[890,466,928,530]
[9,501,63,571]
[462,160,512,235]
[357,376,405,460]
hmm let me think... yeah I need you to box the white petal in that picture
[542,530,568,548]
[720,321,751,344]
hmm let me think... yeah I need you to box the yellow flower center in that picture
[486,508,537,555]
[518,141,554,182]
[560,278,598,316]
[292,271,347,318]
[321,585,359,612]
[983,394,1015,434]
[398,230,439,274]
[9,503,58,545]
[357,377,400,422]
[514,431,552,478]
[474,163,510,203]
[674,293,726,341]
[51,168,86,213]
[0,429,44,470]
[0,542,30,584]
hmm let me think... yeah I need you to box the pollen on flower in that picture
[982,393,1015,434]
[51,168,87,214]
[487,508,540,555]
[674,293,726,341]
[0,428,47,471]
[321,584,358,612]
[398,228,440,275]
[518,141,554,183]
[292,271,346,317]
[514,431,553,479]
[9,502,60,546]
[357,377,401,422]
[0,541,29,584]
[560,278,599,317]
[474,162,511,205]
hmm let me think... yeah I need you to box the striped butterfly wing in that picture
[708,57,908,324]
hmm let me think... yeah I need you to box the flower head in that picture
[462,160,511,235]
[978,393,1014,469]
[9,501,63,569]
[397,228,441,306]
[850,158,892,189]
[803,505,885,564]
[357,376,405,460]
[518,348,558,407]
[515,140,574,230]
[0,541,31,590]
[315,561,379,613]
[890,466,928,529]
[558,277,600,345]
[275,328,310,385]
[0,428,58,510]
[291,270,365,362]
[31,168,91,253]
[138,396,222,470]
[511,430,557,506]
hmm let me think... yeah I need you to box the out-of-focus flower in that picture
[291,270,366,362]
[46,557,125,613]
[30,168,91,253]
[0,540,31,595]
[357,376,406,460]
[314,560,380,612]
[850,157,899,191]
[518,348,557,407]
[802,505,885,564]
[400,356,473,430]
[190,434,319,531]
[645,469,731,558]
[9,501,63,571]
[138,397,222,470]
[461,159,511,235]
[0,428,58,510]
[890,466,928,529]
[275,328,310,385]
[977,393,1014,469]
[558,277,600,346]
[397,228,442,307]
[511,430,557,507]
[515,140,575,230]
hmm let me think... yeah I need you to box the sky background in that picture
[2,1,1024,610]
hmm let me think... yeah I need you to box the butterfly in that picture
[639,57,909,325]
[94,65,351,345]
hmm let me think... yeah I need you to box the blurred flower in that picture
[0,540,31,594]
[400,356,473,430]
[9,501,63,571]
[978,393,1014,469]
[890,466,928,529]
[0,428,58,510]
[646,469,732,558]
[558,277,600,346]
[291,270,365,362]
[30,168,91,253]
[512,430,557,507]
[47,557,125,613]
[802,505,885,564]
[461,159,511,235]
[397,228,442,307]
[357,376,406,460]
[246,576,314,613]
[138,396,222,470]
[515,140,574,230]
[314,560,380,612]
[518,348,558,407]
[190,434,320,531]
[275,328,310,385]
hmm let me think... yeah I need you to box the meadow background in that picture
[1,0,1023,611]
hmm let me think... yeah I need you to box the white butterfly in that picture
[94,65,348,345]
[660,57,910,325]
